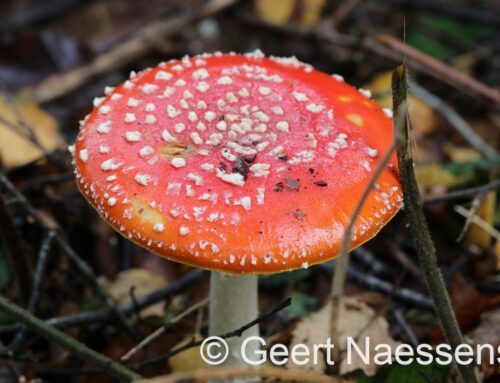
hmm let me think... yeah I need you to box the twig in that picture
[330,135,397,360]
[0,294,141,381]
[388,243,423,281]
[121,298,209,361]
[425,179,500,204]
[454,205,500,242]
[0,188,33,303]
[9,231,56,353]
[381,35,500,109]
[238,16,500,109]
[138,366,344,383]
[130,298,291,369]
[0,269,206,334]
[455,191,488,242]
[20,0,237,103]
[0,172,140,340]
[30,295,289,375]
[390,304,419,347]
[390,0,500,25]
[409,81,498,159]
[392,64,479,383]
[321,263,434,309]
[0,0,84,33]
[0,82,48,153]
[352,247,392,276]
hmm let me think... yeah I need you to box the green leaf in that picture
[260,269,311,287]
[285,292,318,321]
[347,357,450,383]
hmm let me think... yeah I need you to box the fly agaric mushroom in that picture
[72,50,402,367]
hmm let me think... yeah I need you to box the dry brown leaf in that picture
[99,268,167,317]
[287,297,398,376]
[339,316,398,376]
[468,307,500,378]
[0,93,64,167]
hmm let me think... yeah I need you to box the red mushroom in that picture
[73,51,402,367]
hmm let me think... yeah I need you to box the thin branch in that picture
[0,294,141,381]
[382,35,500,109]
[0,172,139,340]
[330,136,397,360]
[9,231,56,353]
[409,80,498,159]
[121,298,209,361]
[19,0,237,103]
[0,269,206,335]
[130,298,291,369]
[321,263,434,309]
[425,179,500,204]
[392,64,479,383]
[455,191,488,242]
[454,205,500,242]
[139,366,345,383]
[0,188,33,303]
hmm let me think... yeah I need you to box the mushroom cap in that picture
[73,51,402,274]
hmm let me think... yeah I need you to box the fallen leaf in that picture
[168,333,204,373]
[415,164,458,188]
[444,144,482,163]
[254,0,326,27]
[469,307,500,378]
[339,316,397,376]
[0,92,64,168]
[428,275,500,342]
[300,0,327,27]
[255,0,295,26]
[365,72,438,136]
[287,297,398,376]
[99,268,167,317]
[465,191,496,250]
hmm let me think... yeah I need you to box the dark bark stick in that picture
[0,294,141,381]
[392,64,479,383]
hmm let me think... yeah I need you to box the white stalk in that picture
[209,272,259,369]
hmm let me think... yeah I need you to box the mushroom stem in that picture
[209,272,259,367]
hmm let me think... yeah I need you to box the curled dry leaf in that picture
[287,296,399,376]
[469,307,500,378]
[99,268,167,317]
[0,93,64,168]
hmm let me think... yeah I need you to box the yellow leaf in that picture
[255,0,295,26]
[494,240,500,270]
[301,0,327,26]
[365,72,437,135]
[99,269,167,317]
[415,164,458,188]
[168,333,204,372]
[444,144,482,163]
[465,191,496,250]
[0,93,64,168]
